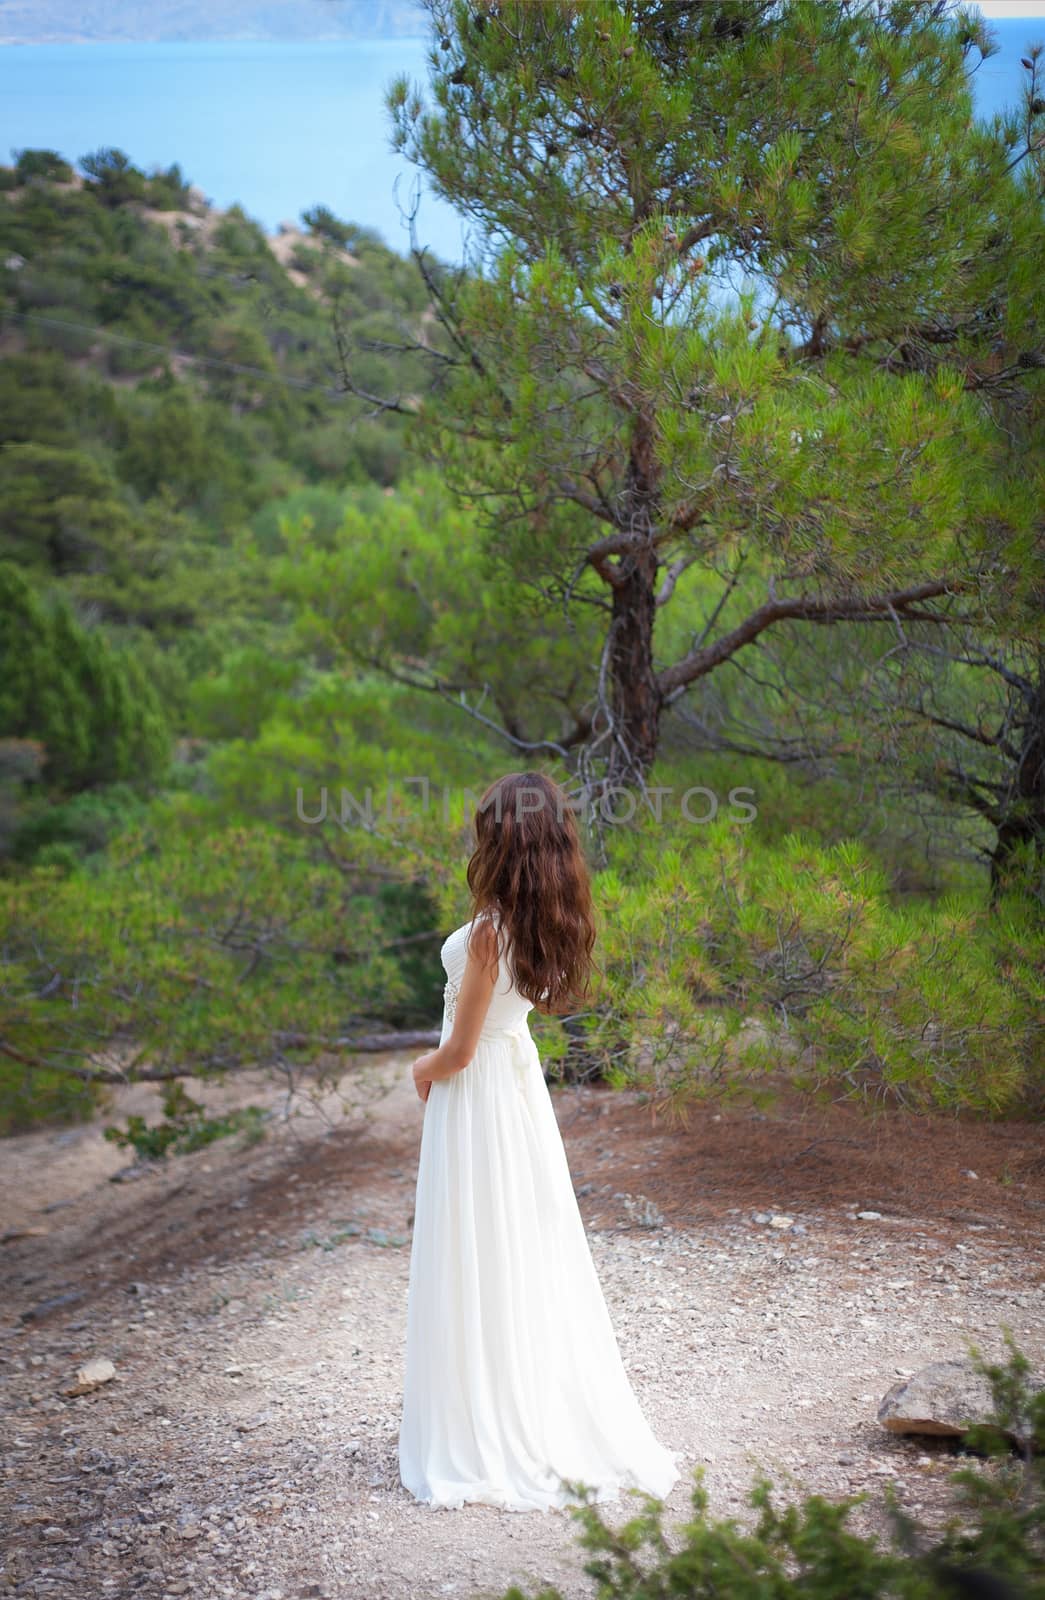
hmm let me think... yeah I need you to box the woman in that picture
[398,770,681,1513]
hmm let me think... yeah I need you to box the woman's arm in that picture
[412,917,500,1099]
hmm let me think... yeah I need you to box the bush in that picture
[586,811,1043,1116]
[103,1081,267,1160]
[500,1335,1044,1600]
[0,809,420,1093]
[0,1058,100,1136]
[299,205,385,253]
[79,148,146,208]
[144,162,192,211]
[24,304,96,359]
[13,149,74,185]
[0,563,170,794]
[101,312,162,377]
[10,782,147,864]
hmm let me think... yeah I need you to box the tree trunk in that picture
[604,419,663,789]
[990,669,1045,904]
[606,543,662,788]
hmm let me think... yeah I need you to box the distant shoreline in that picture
[0,35,430,45]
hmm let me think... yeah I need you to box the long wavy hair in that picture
[465,771,597,1015]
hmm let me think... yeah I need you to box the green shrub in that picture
[144,162,192,211]
[13,149,74,185]
[501,1335,1044,1600]
[103,1081,267,1161]
[301,204,358,249]
[79,148,146,208]
[0,563,169,793]
[586,810,1043,1116]
[102,318,161,377]
[23,305,96,358]
[10,782,147,864]
[0,810,420,1094]
[0,1058,101,1136]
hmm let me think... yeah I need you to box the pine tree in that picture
[356,0,1038,795]
[0,563,169,793]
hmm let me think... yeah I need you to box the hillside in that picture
[0,0,425,43]
[0,148,438,643]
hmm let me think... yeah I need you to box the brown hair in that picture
[465,771,597,1015]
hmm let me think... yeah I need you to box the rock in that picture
[64,1358,117,1396]
[877,1358,1040,1448]
[856,1210,882,1220]
[768,1214,794,1229]
[109,1161,159,1184]
[236,1411,272,1433]
[20,1289,84,1322]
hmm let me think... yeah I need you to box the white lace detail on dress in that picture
[443,976,459,1024]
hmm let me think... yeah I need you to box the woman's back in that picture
[439,908,533,1039]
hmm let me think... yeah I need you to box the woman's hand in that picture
[412,1052,436,1102]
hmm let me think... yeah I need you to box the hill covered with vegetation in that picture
[0,146,466,1129]
[0,147,432,688]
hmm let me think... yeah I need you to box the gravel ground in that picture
[2,1057,1043,1600]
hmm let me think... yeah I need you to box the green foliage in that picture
[501,1335,1045,1600]
[0,353,111,449]
[0,153,436,517]
[0,803,439,1086]
[143,161,192,211]
[586,804,1043,1116]
[0,563,169,794]
[117,384,252,515]
[1,91,1039,1136]
[0,1057,100,1137]
[103,1081,267,1160]
[79,147,148,207]
[379,0,1043,843]
[0,440,131,572]
[261,468,604,746]
[22,304,97,358]
[301,204,356,249]
[13,148,73,184]
[8,782,148,865]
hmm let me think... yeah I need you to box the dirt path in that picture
[2,1059,1043,1600]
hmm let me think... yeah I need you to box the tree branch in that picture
[658,581,958,698]
[0,1030,443,1086]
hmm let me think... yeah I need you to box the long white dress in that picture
[398,909,681,1513]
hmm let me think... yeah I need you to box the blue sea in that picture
[0,18,1042,265]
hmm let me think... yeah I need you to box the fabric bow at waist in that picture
[479,1016,535,1095]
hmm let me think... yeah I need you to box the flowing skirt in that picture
[398,1023,681,1513]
